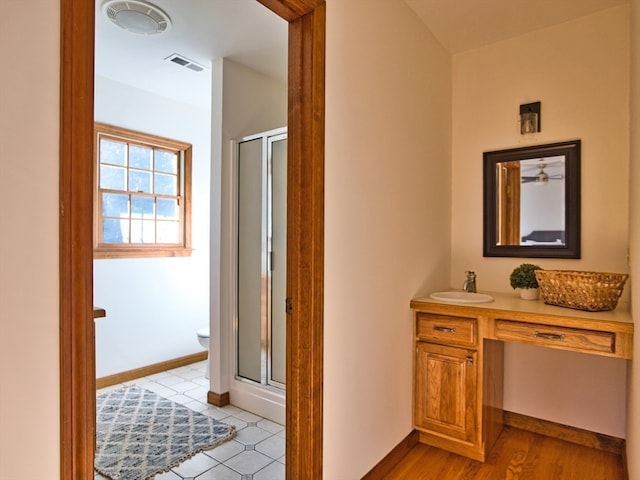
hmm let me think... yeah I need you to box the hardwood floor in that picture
[381,427,624,480]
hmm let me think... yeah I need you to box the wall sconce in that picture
[520,101,541,134]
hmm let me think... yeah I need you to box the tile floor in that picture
[95,361,285,480]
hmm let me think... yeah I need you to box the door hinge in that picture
[285,297,293,315]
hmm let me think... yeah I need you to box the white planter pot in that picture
[518,287,539,300]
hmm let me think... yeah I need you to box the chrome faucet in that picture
[463,271,477,293]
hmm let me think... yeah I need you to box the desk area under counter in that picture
[410,292,633,461]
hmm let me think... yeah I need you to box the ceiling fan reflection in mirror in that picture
[521,161,564,185]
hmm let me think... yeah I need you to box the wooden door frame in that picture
[59,0,325,478]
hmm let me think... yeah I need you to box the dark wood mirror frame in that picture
[483,140,581,258]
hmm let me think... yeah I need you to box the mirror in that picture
[483,140,581,258]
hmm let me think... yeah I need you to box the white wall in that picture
[93,76,212,377]
[627,0,639,477]
[451,6,630,437]
[212,58,287,399]
[520,180,564,237]
[94,59,287,381]
[324,1,452,477]
[0,1,60,477]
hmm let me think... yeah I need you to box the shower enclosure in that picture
[236,128,287,393]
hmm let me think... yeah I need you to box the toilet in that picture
[196,327,210,379]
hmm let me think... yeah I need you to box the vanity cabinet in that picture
[414,341,477,443]
[411,292,633,462]
[413,312,502,461]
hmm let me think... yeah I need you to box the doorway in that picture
[59,1,325,479]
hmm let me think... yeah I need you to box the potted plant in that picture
[510,263,542,300]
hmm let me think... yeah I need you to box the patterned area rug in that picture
[95,386,236,480]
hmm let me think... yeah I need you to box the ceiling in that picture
[95,0,288,109]
[95,0,629,110]
[404,0,629,54]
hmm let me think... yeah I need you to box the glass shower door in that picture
[237,129,287,389]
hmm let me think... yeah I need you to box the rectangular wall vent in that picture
[165,53,206,73]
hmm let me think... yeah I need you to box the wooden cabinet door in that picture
[415,342,478,443]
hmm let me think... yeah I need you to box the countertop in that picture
[411,290,632,326]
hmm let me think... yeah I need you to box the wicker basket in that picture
[534,270,628,312]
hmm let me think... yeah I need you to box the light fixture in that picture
[520,101,541,135]
[535,163,549,185]
[102,0,172,35]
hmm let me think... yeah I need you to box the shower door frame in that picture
[235,128,288,391]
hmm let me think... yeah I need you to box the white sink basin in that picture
[429,291,494,304]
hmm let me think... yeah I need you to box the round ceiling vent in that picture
[102,0,172,35]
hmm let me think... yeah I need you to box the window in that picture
[94,123,192,258]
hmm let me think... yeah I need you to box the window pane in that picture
[131,196,155,219]
[129,169,152,193]
[100,165,126,190]
[155,150,178,174]
[102,193,129,217]
[157,198,178,220]
[103,218,129,243]
[129,145,152,170]
[155,173,177,195]
[95,124,191,257]
[100,139,126,166]
[131,220,156,243]
[157,220,179,243]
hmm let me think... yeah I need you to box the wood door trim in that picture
[60,0,96,475]
[59,0,325,478]
[258,0,324,20]
[283,4,326,479]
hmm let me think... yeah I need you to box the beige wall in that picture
[2,1,636,479]
[452,6,630,436]
[0,1,61,478]
[627,0,639,477]
[324,1,451,477]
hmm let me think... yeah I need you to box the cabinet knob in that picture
[466,356,474,365]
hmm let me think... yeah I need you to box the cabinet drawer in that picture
[417,314,476,347]
[494,320,615,355]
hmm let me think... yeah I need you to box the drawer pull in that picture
[534,331,566,341]
[433,326,456,334]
